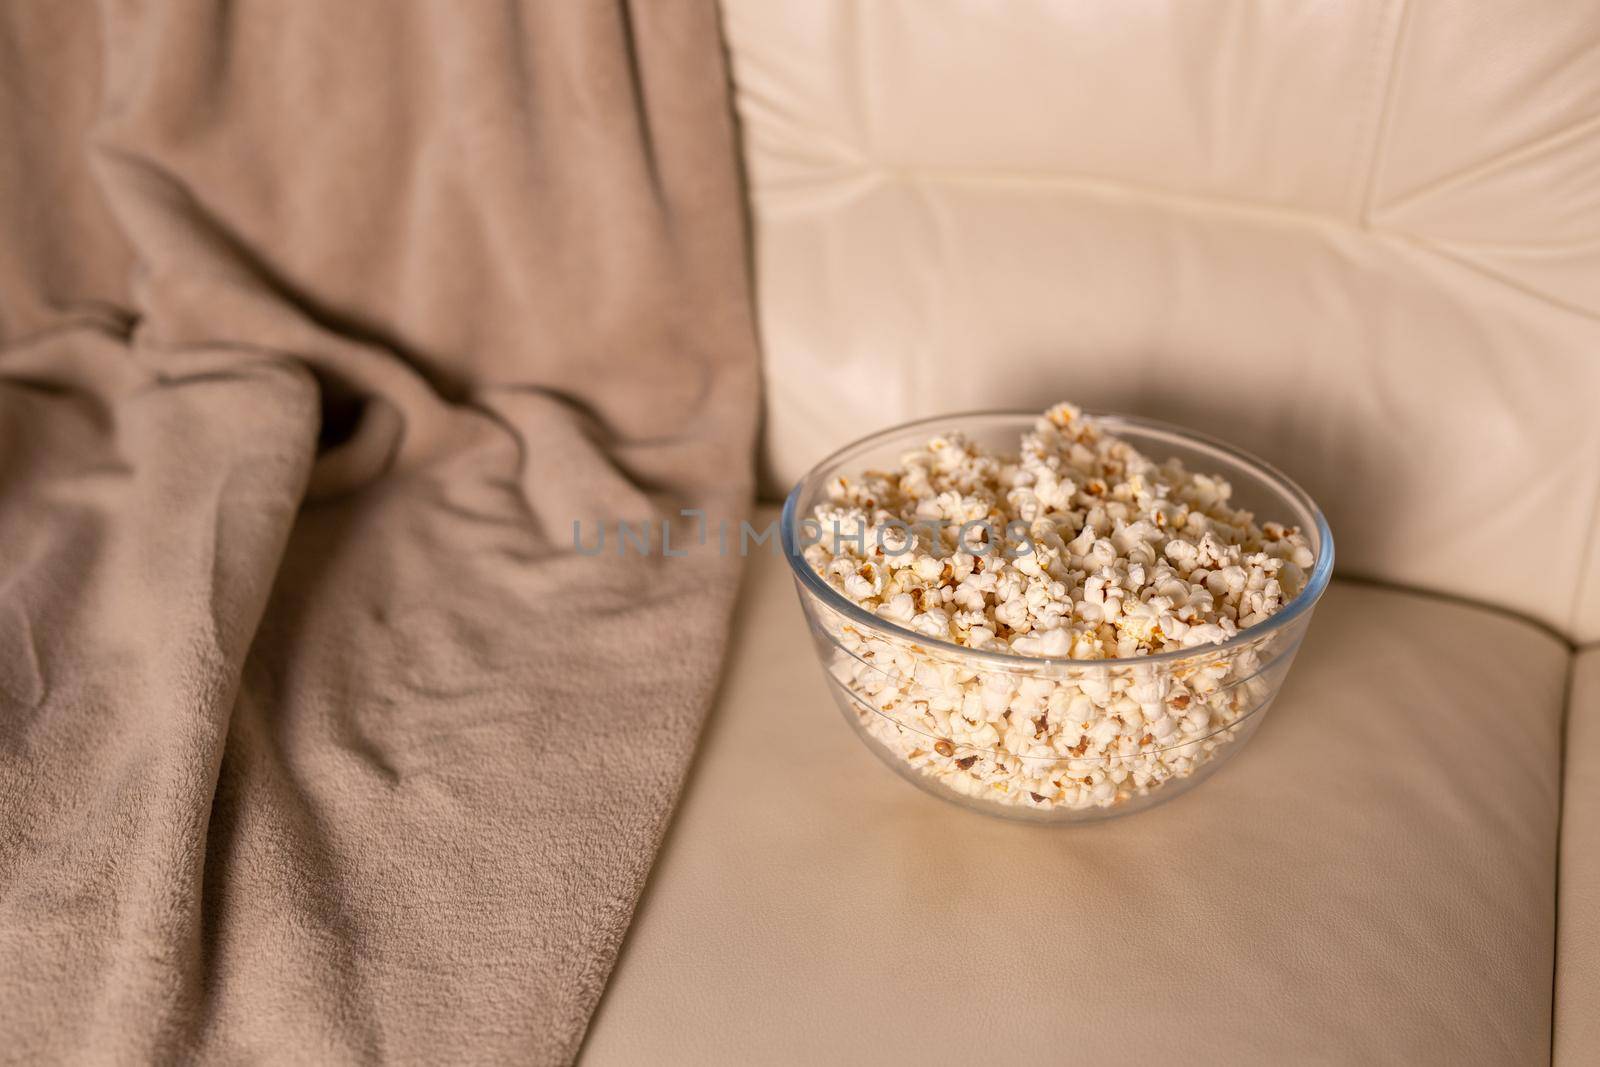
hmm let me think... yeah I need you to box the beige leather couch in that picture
[585,3,1600,1062]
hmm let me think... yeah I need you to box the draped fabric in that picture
[0,2,757,1061]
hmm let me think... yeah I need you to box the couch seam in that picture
[1376,111,1600,223]
[1331,574,1574,652]
[1354,0,1411,225]
[754,163,1600,334]
[1376,231,1600,326]
[758,163,1354,231]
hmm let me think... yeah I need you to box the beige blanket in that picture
[0,2,756,1062]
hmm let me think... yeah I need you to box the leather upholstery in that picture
[581,6,1600,1059]
[1558,649,1600,1065]
[583,509,1568,1064]
[726,0,1600,640]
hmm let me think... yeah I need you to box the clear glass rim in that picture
[781,408,1335,670]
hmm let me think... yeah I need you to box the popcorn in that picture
[805,403,1316,815]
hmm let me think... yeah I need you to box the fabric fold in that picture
[0,1,758,1062]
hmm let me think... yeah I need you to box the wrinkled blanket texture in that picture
[0,1,756,1062]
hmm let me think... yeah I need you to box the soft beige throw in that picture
[0,1,757,1062]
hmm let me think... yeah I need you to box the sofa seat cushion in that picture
[583,509,1567,1064]
[1557,648,1600,1065]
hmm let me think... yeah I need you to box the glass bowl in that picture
[781,411,1334,823]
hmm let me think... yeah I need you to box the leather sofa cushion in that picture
[723,0,1600,640]
[583,508,1566,1064]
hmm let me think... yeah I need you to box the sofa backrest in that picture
[723,0,1600,642]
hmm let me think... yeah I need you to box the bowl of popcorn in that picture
[781,403,1333,823]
